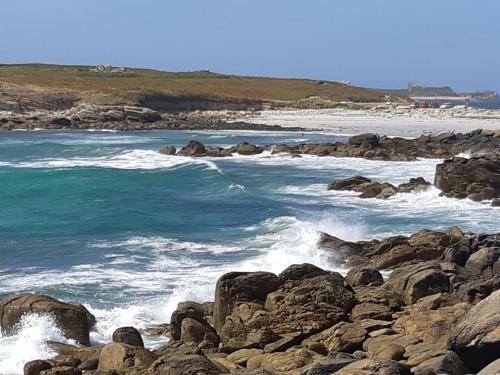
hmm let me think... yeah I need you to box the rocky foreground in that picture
[1,227,499,375]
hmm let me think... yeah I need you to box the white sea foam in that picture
[0,149,222,173]
[220,152,439,183]
[0,314,73,375]
[0,213,364,362]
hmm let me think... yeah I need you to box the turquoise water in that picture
[0,130,498,372]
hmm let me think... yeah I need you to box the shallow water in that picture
[0,130,498,373]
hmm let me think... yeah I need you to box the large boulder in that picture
[0,294,95,346]
[112,326,144,347]
[447,290,500,371]
[213,272,280,332]
[435,156,500,200]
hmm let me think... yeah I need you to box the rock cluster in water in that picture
[161,129,500,161]
[3,227,500,375]
[327,176,431,199]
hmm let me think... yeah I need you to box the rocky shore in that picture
[1,226,499,375]
[0,105,307,132]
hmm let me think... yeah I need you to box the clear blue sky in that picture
[1,0,499,92]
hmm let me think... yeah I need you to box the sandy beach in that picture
[241,108,500,137]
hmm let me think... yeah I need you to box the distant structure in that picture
[89,65,131,74]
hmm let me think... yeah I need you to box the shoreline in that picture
[2,105,500,136]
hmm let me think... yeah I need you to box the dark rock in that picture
[24,360,53,375]
[159,146,176,155]
[348,133,379,147]
[278,263,329,282]
[447,289,500,371]
[51,117,72,127]
[177,140,207,156]
[77,358,99,371]
[112,326,144,347]
[477,358,500,375]
[236,142,263,155]
[0,294,95,346]
[397,177,431,193]
[327,176,371,191]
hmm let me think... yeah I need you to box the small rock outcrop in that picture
[328,176,431,199]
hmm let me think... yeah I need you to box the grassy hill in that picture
[0,64,399,111]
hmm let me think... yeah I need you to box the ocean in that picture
[0,130,498,373]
